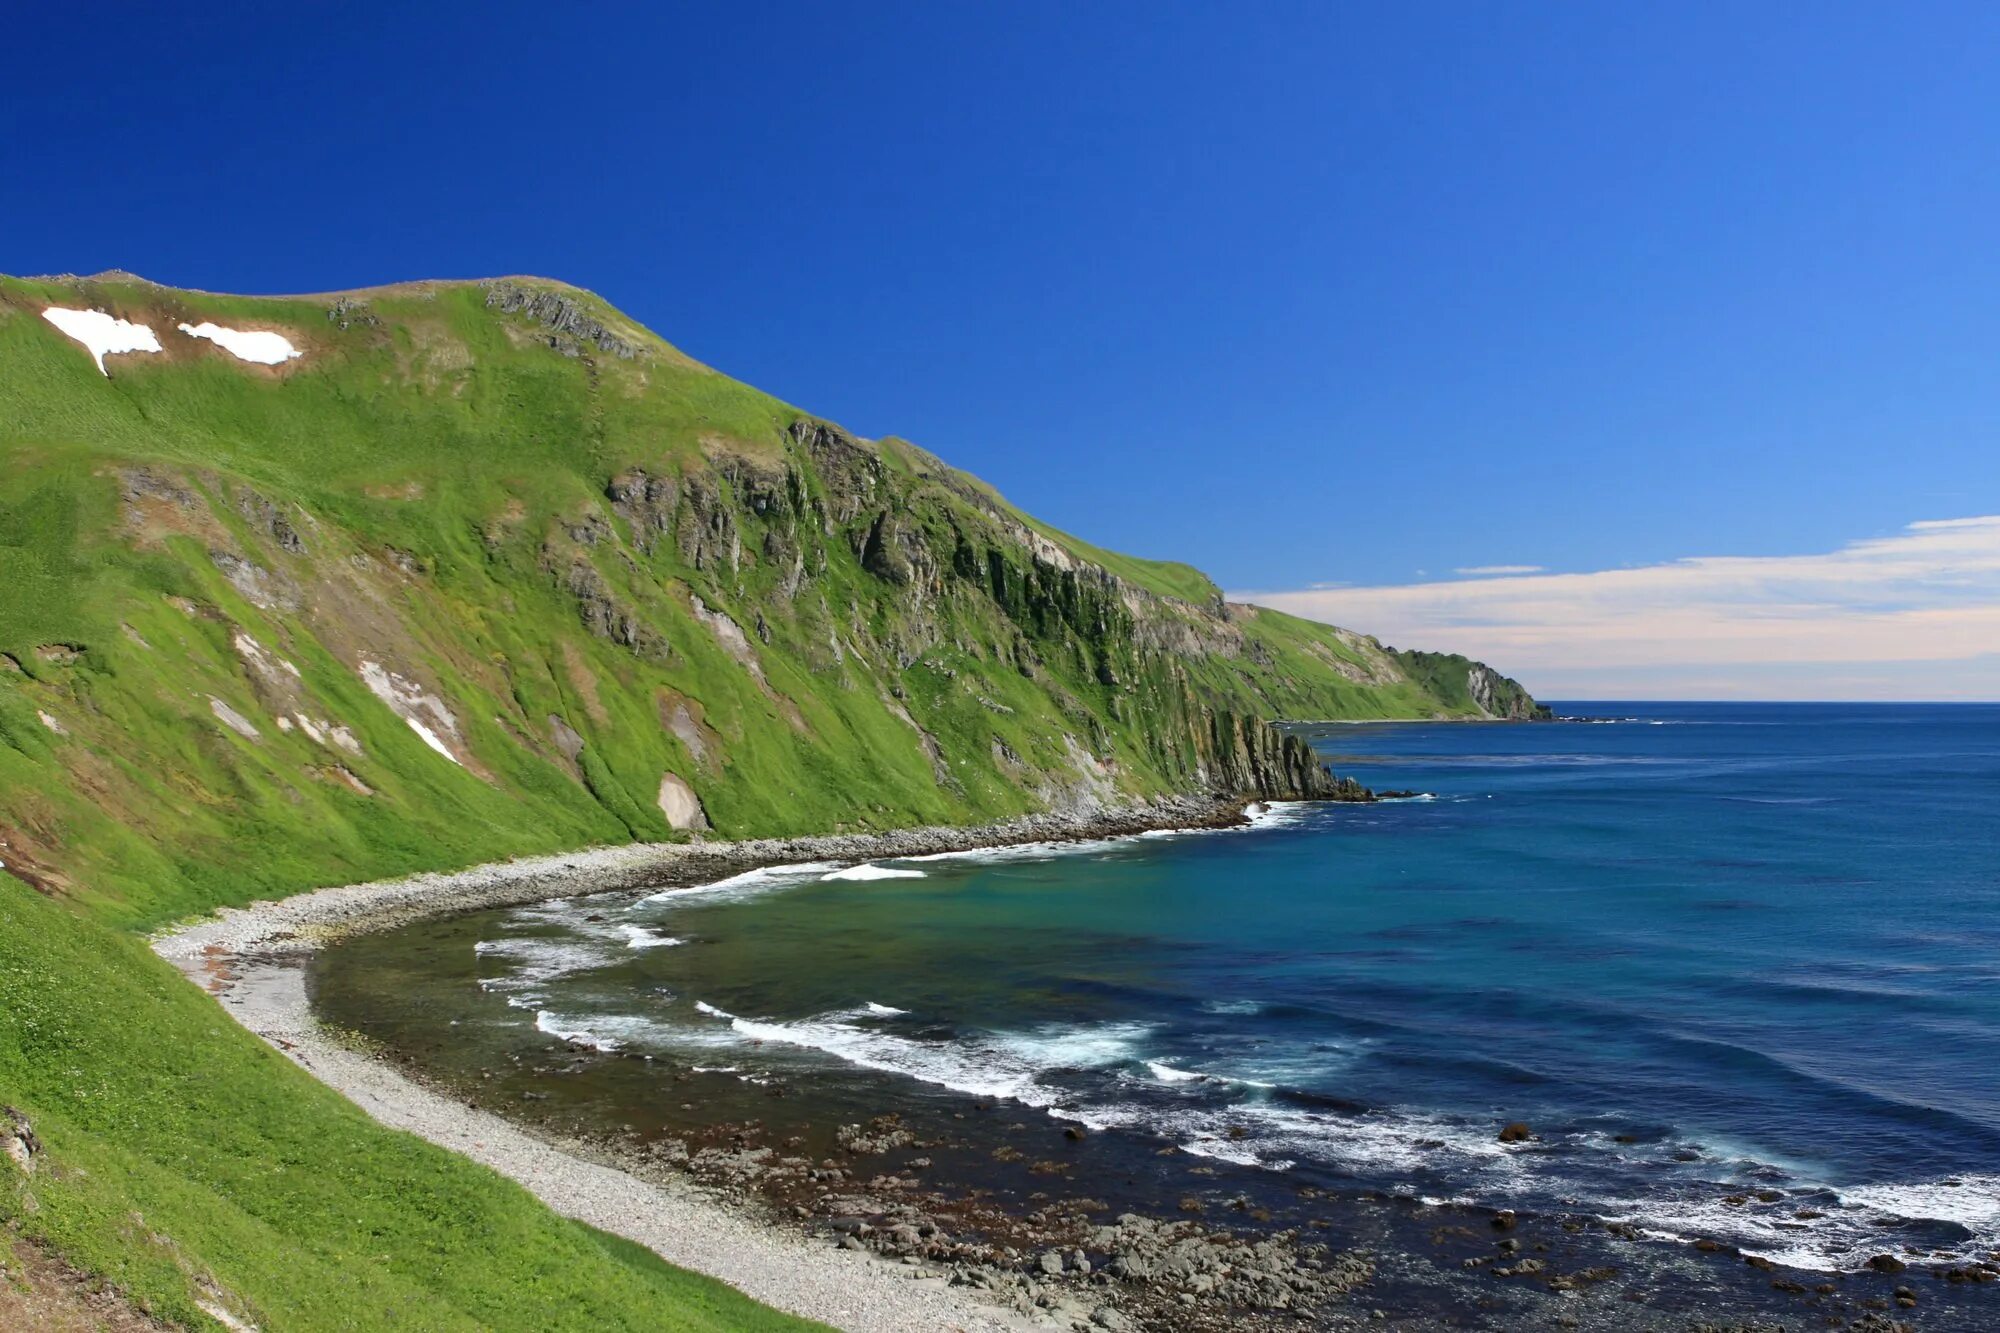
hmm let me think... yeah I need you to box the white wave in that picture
[863,1001,909,1016]
[893,802,1312,872]
[473,936,613,1005]
[637,861,842,906]
[821,863,926,882]
[1842,1174,2000,1233]
[1070,1092,1524,1178]
[1591,1168,2000,1272]
[617,925,683,949]
[901,838,1130,865]
[690,1063,772,1085]
[1124,1058,1288,1092]
[686,1004,1149,1107]
[1244,800,1310,828]
[1146,1061,1206,1084]
[1608,1197,1852,1273]
[988,1022,1156,1070]
[535,1010,620,1051]
[722,1015,1047,1103]
[1175,1133,1298,1171]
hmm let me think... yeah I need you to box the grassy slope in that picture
[0,272,1536,1329]
[0,885,826,1332]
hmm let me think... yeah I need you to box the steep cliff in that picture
[0,271,1538,923]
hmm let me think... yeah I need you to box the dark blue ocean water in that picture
[403,703,2000,1271]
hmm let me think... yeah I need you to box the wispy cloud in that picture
[1452,563,1544,576]
[1237,516,2000,700]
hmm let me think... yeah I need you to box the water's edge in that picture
[159,773,1997,1331]
[149,795,1271,1333]
[154,793,1255,957]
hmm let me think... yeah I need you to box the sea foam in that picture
[637,861,842,906]
[686,1002,1150,1108]
[821,863,926,881]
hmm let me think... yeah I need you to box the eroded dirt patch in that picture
[0,1236,177,1332]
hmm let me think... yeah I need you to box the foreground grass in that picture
[0,878,828,1331]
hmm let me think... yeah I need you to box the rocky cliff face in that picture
[0,272,1541,920]
[1196,710,1371,801]
[1391,650,1553,721]
[1467,663,1548,721]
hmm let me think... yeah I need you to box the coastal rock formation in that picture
[1393,650,1552,720]
[3,270,1542,909]
[1198,710,1371,801]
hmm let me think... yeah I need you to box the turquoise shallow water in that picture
[329,703,2000,1274]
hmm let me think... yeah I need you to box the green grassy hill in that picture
[0,271,1541,1329]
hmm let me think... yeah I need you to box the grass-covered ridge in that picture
[0,270,1540,1328]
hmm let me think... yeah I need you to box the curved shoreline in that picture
[150,794,1251,1333]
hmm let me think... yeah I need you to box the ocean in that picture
[312,702,2000,1315]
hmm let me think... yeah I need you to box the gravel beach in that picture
[151,796,1245,1333]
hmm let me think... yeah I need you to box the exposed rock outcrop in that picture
[482,281,643,360]
[1198,710,1373,801]
[1468,662,1547,720]
[656,773,709,831]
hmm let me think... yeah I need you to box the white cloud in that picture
[1452,563,1544,576]
[1237,516,2000,700]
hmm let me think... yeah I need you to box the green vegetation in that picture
[0,882,828,1331]
[0,271,1538,1328]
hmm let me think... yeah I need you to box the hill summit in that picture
[1,270,1539,924]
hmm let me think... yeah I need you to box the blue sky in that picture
[6,4,1997,696]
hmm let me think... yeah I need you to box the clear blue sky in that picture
[6,3,1997,604]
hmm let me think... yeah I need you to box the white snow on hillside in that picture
[176,321,302,365]
[41,308,163,375]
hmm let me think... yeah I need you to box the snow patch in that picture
[177,321,302,365]
[208,697,261,739]
[535,1010,620,1051]
[289,713,362,755]
[358,661,464,765]
[41,307,162,375]
[232,632,300,681]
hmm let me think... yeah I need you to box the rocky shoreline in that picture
[149,795,1326,1333]
[156,793,1254,958]
[367,1034,1976,1333]
[540,1104,1380,1333]
[155,797,1989,1332]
